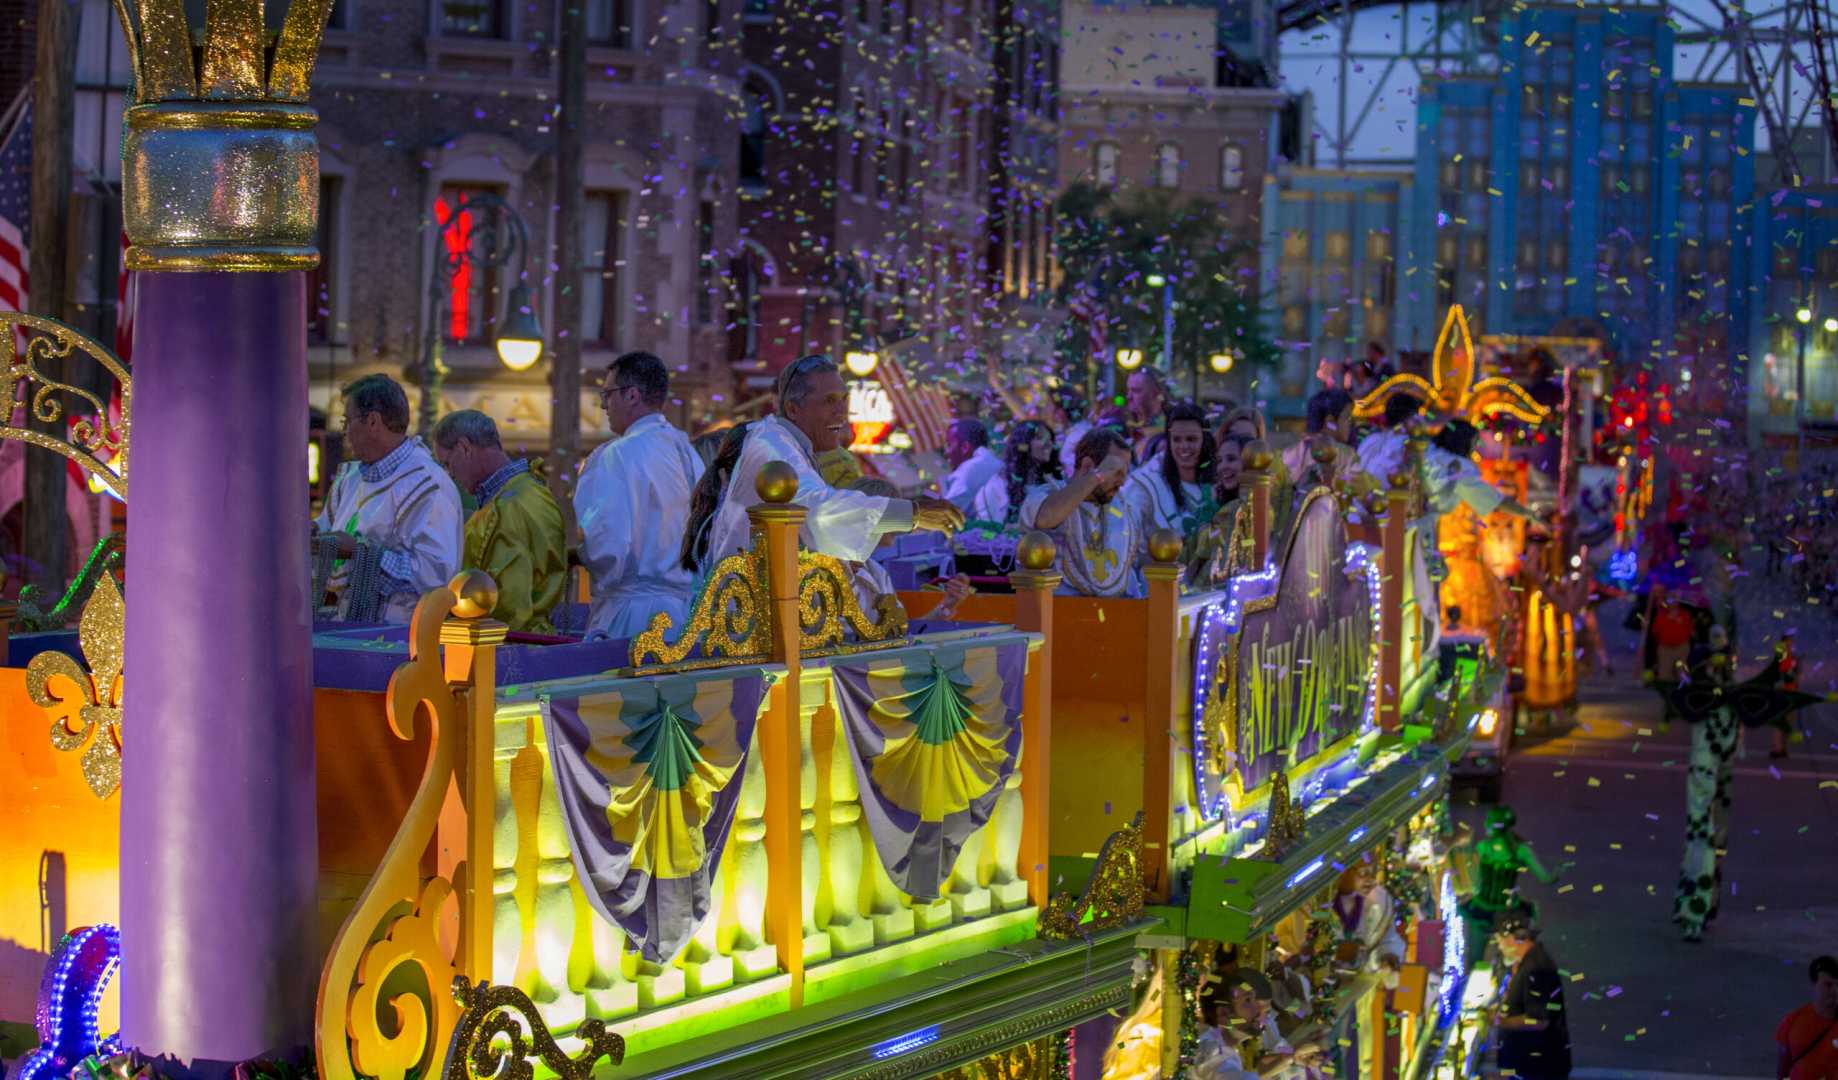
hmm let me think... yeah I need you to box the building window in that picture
[586,0,631,44]
[1220,144,1244,190]
[698,200,719,326]
[581,190,627,347]
[309,176,340,344]
[1154,143,1181,188]
[880,0,896,35]
[328,0,351,29]
[740,85,769,191]
[435,185,505,342]
[1094,142,1119,186]
[856,0,868,24]
[438,0,505,37]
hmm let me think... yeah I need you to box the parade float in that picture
[0,6,1498,1076]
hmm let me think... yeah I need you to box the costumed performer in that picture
[1332,856,1407,973]
[702,354,963,571]
[1457,804,1559,960]
[315,373,464,623]
[573,351,705,640]
[1020,427,1145,598]
[431,409,567,633]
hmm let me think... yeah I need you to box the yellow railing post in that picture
[443,569,508,982]
[1246,450,1273,567]
[750,461,809,1008]
[1378,473,1411,732]
[1009,531,1059,909]
[1142,528,1183,903]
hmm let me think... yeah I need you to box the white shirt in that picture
[315,436,464,624]
[574,413,705,640]
[705,415,912,571]
[1019,482,1144,598]
[971,474,1054,525]
[1357,428,1408,484]
[1422,444,1505,518]
[1194,1027,1257,1080]
[1124,454,1210,539]
[851,555,898,615]
[941,445,1003,512]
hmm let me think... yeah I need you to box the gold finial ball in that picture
[1387,470,1413,491]
[1311,442,1338,466]
[1245,449,1274,473]
[1364,492,1389,518]
[449,569,499,618]
[756,460,800,504]
[1148,528,1184,564]
[1016,530,1058,570]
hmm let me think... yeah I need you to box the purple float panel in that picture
[120,271,317,1065]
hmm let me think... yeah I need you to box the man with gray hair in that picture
[703,354,963,569]
[432,409,567,633]
[573,350,705,639]
[314,373,464,622]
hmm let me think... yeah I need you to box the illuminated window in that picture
[435,184,504,343]
[1154,143,1182,188]
[1095,142,1120,186]
[1220,144,1244,190]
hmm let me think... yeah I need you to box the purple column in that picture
[120,271,317,1065]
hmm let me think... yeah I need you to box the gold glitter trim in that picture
[26,575,126,799]
[1039,812,1145,940]
[444,978,625,1080]
[0,313,131,500]
[200,0,265,99]
[123,247,322,272]
[125,103,319,130]
[134,0,198,102]
[797,551,908,654]
[270,0,340,101]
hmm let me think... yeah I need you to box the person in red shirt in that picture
[1777,955,1838,1079]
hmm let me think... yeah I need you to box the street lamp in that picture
[420,190,541,435]
[1824,317,1837,334]
[1144,273,1174,373]
[1795,301,1813,455]
[1115,347,1146,371]
[1208,351,1235,374]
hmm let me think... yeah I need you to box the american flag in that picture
[1067,283,1106,364]
[0,92,30,319]
[877,350,952,453]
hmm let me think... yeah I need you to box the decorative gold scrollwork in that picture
[317,585,466,1080]
[25,573,125,798]
[1039,812,1145,941]
[0,313,131,500]
[630,543,769,669]
[442,978,625,1080]
[797,551,907,654]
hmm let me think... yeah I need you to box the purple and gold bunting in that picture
[542,670,770,962]
[828,637,1028,901]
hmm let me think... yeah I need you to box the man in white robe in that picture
[1019,427,1144,598]
[315,374,464,623]
[939,419,1002,512]
[574,351,705,640]
[704,354,963,571]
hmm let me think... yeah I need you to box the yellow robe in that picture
[464,466,568,633]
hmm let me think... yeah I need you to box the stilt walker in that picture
[113,1,332,1066]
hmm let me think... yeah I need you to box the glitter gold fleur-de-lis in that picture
[26,574,125,798]
[1353,304,1551,426]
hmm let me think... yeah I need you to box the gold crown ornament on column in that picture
[113,0,336,271]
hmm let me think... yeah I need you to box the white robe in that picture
[971,475,1053,525]
[1059,418,1094,476]
[1019,482,1144,598]
[315,437,464,624]
[941,446,1003,512]
[704,415,911,571]
[574,413,705,640]
[1124,454,1210,538]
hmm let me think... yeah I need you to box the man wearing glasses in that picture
[574,351,706,639]
[702,354,964,570]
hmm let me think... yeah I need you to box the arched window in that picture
[1094,142,1120,186]
[740,84,770,191]
[1154,143,1181,188]
[1220,144,1244,190]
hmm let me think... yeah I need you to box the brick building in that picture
[732,0,1059,398]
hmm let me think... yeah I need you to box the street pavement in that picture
[1454,556,1838,1078]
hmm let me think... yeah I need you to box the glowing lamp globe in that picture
[1208,352,1234,374]
[843,349,880,377]
[495,283,545,371]
[1825,318,1838,334]
[1115,348,1145,371]
[1796,306,1813,325]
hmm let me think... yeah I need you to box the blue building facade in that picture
[1408,5,1757,384]
[1748,187,1838,439]
[1260,168,1415,409]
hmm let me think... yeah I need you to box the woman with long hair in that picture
[680,422,753,577]
[1185,434,1249,587]
[972,420,1062,525]
[1125,401,1217,543]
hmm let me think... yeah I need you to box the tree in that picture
[1055,181,1280,402]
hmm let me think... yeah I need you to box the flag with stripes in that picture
[115,231,134,363]
[877,351,953,453]
[1066,284,1106,364]
[0,92,31,322]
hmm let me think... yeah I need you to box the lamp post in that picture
[1146,272,1174,375]
[420,190,543,437]
[1796,302,1812,456]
